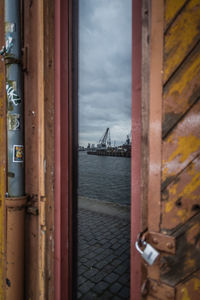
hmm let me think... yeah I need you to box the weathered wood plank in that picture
[165,0,187,29]
[24,0,40,298]
[44,0,55,298]
[161,155,200,230]
[176,269,200,300]
[141,0,150,231]
[163,41,200,136]
[0,2,6,298]
[162,100,200,188]
[160,213,200,286]
[164,0,200,83]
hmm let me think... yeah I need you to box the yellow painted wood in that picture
[164,0,200,82]
[162,100,200,183]
[176,268,200,299]
[165,0,186,28]
[163,42,200,135]
[164,43,200,114]
[161,156,200,229]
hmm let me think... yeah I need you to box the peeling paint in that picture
[164,0,200,82]
[181,287,191,300]
[194,278,200,291]
[168,136,200,163]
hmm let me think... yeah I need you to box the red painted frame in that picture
[55,0,71,299]
[54,0,142,299]
[131,0,142,299]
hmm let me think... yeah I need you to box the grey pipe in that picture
[5,0,24,196]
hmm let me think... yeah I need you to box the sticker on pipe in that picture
[13,145,24,163]
[8,114,21,130]
[5,22,16,33]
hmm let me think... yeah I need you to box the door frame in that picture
[54,0,144,299]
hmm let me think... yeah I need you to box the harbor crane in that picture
[97,128,111,149]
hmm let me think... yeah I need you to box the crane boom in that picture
[98,128,111,149]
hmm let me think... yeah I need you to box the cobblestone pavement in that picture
[77,207,130,299]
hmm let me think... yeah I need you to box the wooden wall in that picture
[161,0,200,297]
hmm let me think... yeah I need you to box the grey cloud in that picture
[79,0,132,146]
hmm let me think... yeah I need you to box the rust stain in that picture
[176,270,200,299]
[162,157,200,229]
[186,223,200,246]
[185,257,195,269]
[0,116,5,298]
[164,0,200,82]
[162,100,200,183]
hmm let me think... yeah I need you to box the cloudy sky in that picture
[79,0,132,147]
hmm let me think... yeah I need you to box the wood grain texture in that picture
[165,0,187,29]
[176,269,200,300]
[164,0,200,83]
[44,0,55,298]
[148,0,164,232]
[161,155,200,230]
[163,41,200,137]
[162,100,200,188]
[160,214,200,286]
[0,2,6,298]
[24,0,43,298]
[141,0,150,232]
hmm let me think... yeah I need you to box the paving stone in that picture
[95,259,109,270]
[112,296,122,300]
[101,291,114,299]
[118,272,130,286]
[78,265,88,276]
[91,271,107,283]
[104,272,119,284]
[118,286,130,299]
[79,280,95,294]
[77,275,87,286]
[77,207,130,299]
[92,280,109,294]
[111,259,122,267]
[110,282,122,294]
[84,268,98,279]
[77,291,82,299]
[115,263,129,275]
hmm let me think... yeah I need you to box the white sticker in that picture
[13,145,24,163]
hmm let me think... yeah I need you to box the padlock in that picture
[135,240,159,265]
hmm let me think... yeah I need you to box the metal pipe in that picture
[6,197,26,300]
[3,1,26,299]
[5,0,24,197]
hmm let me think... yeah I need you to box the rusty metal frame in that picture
[55,0,75,299]
[0,1,6,298]
[131,0,142,299]
[148,0,164,233]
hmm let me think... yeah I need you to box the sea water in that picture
[78,151,131,205]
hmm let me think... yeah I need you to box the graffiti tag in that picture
[6,83,21,106]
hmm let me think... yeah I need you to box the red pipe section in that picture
[55,0,71,298]
[131,0,142,299]
[54,0,61,298]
